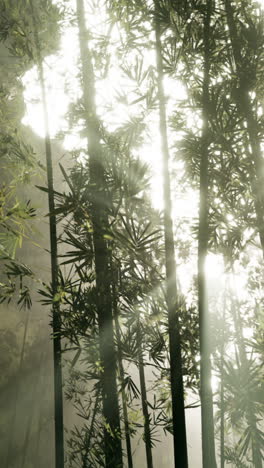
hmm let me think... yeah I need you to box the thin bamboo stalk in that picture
[154,2,188,466]
[220,281,227,468]
[198,1,217,466]
[137,318,153,468]
[29,3,64,467]
[111,264,133,468]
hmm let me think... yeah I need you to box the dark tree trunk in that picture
[76,1,123,466]
[154,2,188,467]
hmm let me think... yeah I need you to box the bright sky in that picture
[21,3,194,211]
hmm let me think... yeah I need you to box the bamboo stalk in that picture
[29,2,64,467]
[198,1,217,466]
[220,280,226,468]
[154,2,188,466]
[137,318,154,468]
[111,264,134,468]
[76,1,123,466]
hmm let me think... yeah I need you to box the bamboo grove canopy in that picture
[0,0,264,467]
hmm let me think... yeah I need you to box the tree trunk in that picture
[154,2,188,466]
[198,1,217,467]
[76,1,123,466]
[29,3,64,467]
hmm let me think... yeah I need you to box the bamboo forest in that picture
[1,0,264,467]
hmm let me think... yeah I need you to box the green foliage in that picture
[0,0,62,66]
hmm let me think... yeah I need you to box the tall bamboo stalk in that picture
[76,1,123,466]
[137,318,153,468]
[220,280,227,468]
[198,1,218,467]
[29,3,64,467]
[111,263,133,468]
[154,2,188,466]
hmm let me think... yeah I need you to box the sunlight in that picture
[205,254,224,280]
[21,0,188,156]
[211,374,219,393]
[138,138,163,209]
[230,265,249,302]
[186,112,203,131]
[174,192,198,219]
[21,9,81,138]
[63,132,86,151]
[21,26,78,138]
[243,327,254,340]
